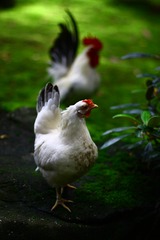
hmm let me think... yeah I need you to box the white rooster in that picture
[48,10,103,102]
[34,83,98,212]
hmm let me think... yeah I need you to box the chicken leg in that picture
[51,187,73,212]
[66,184,77,189]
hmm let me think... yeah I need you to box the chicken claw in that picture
[51,187,73,212]
[51,198,73,212]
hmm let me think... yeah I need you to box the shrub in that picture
[101,53,160,167]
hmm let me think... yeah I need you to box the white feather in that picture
[48,47,100,101]
[34,97,98,188]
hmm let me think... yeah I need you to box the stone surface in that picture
[0,107,160,240]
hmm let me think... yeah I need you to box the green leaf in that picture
[148,116,160,127]
[123,109,142,115]
[144,142,153,156]
[135,127,144,138]
[113,114,140,125]
[100,134,130,149]
[150,130,160,139]
[141,111,151,125]
[121,52,160,60]
[136,73,157,79]
[127,140,144,150]
[110,103,140,110]
[102,126,136,135]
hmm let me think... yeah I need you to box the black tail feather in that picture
[37,83,60,112]
[49,10,79,68]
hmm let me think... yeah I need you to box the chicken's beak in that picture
[92,104,98,109]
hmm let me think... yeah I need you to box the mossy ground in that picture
[75,149,160,211]
[1,0,160,213]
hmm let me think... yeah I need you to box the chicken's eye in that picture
[81,105,88,110]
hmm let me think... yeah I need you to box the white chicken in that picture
[47,10,103,102]
[34,83,98,212]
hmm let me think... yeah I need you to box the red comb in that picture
[82,99,94,106]
[82,37,103,50]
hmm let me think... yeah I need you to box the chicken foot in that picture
[51,187,73,212]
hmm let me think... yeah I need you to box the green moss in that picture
[75,150,159,209]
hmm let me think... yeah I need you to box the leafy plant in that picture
[121,52,160,115]
[101,52,160,166]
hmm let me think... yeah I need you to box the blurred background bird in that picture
[34,83,98,212]
[47,10,103,103]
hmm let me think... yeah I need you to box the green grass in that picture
[1,0,159,116]
[1,0,160,210]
